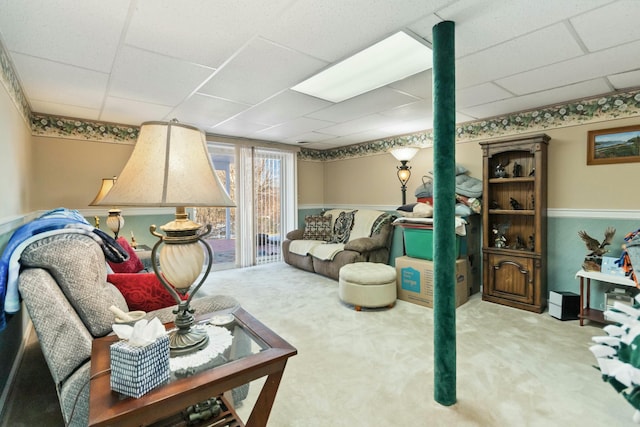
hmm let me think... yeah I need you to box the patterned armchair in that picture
[17,233,245,426]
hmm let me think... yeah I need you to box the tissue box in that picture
[110,335,170,398]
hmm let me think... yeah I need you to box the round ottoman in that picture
[339,262,397,311]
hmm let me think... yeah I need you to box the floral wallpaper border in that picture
[31,114,139,143]
[300,88,640,162]
[0,39,31,125]
[1,40,639,158]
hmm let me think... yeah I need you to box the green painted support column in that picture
[432,20,457,406]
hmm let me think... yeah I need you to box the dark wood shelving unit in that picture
[480,134,549,313]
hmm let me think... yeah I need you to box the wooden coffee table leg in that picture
[246,366,286,427]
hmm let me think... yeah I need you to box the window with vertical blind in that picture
[196,142,297,269]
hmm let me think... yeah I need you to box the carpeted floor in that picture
[2,262,635,426]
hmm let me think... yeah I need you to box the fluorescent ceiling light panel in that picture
[292,31,432,103]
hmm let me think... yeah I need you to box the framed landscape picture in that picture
[587,125,640,165]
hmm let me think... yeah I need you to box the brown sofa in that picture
[282,209,395,280]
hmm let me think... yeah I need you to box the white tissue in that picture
[112,317,166,347]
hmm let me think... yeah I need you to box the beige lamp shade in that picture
[390,146,420,162]
[89,177,117,205]
[96,120,235,208]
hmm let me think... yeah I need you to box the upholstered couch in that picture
[17,233,246,426]
[282,209,395,280]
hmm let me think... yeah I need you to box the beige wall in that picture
[297,159,324,206]
[300,116,640,210]
[0,86,31,218]
[30,136,133,210]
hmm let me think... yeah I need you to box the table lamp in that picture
[89,176,125,238]
[97,119,235,355]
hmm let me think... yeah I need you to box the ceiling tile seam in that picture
[115,43,220,122]
[562,19,590,54]
[203,87,324,130]
[97,0,139,121]
[458,82,516,109]
[494,37,640,95]
[256,35,333,67]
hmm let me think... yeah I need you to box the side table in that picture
[575,269,636,326]
[88,307,297,427]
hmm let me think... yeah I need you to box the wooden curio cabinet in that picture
[479,134,549,313]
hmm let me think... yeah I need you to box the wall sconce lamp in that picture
[89,176,125,238]
[96,119,235,356]
[390,147,420,205]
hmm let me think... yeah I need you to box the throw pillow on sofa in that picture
[107,273,187,312]
[329,210,358,243]
[302,214,333,241]
[108,237,144,273]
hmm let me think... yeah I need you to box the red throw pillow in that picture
[108,237,144,273]
[107,273,188,312]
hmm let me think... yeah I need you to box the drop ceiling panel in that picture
[170,94,249,129]
[456,23,585,89]
[319,114,390,137]
[1,1,640,150]
[379,100,432,121]
[571,1,640,52]
[125,0,292,68]
[234,90,332,126]
[0,0,130,72]
[381,118,433,137]
[209,118,272,138]
[30,100,101,121]
[457,83,513,108]
[283,131,337,144]
[388,70,432,100]
[109,46,214,106]
[608,70,640,90]
[460,78,612,119]
[260,0,448,63]
[12,53,108,109]
[199,38,328,105]
[100,97,177,127]
[434,0,610,57]
[307,87,419,122]
[497,39,640,95]
[255,117,336,140]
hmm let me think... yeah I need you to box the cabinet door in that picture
[485,253,535,304]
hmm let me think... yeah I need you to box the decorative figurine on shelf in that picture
[530,194,535,209]
[515,235,526,250]
[495,162,508,178]
[528,234,535,251]
[578,227,616,271]
[512,161,522,177]
[529,168,535,177]
[510,197,523,210]
[130,230,138,249]
[94,216,100,229]
[490,200,501,209]
[493,223,509,248]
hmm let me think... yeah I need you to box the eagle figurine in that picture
[578,227,616,257]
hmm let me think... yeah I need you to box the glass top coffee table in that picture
[88,307,297,427]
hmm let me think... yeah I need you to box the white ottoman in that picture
[339,262,397,311]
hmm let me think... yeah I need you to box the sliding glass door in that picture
[196,142,296,269]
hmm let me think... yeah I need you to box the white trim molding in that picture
[548,208,640,220]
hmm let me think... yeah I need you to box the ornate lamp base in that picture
[166,300,210,357]
[150,208,216,357]
[168,328,209,357]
